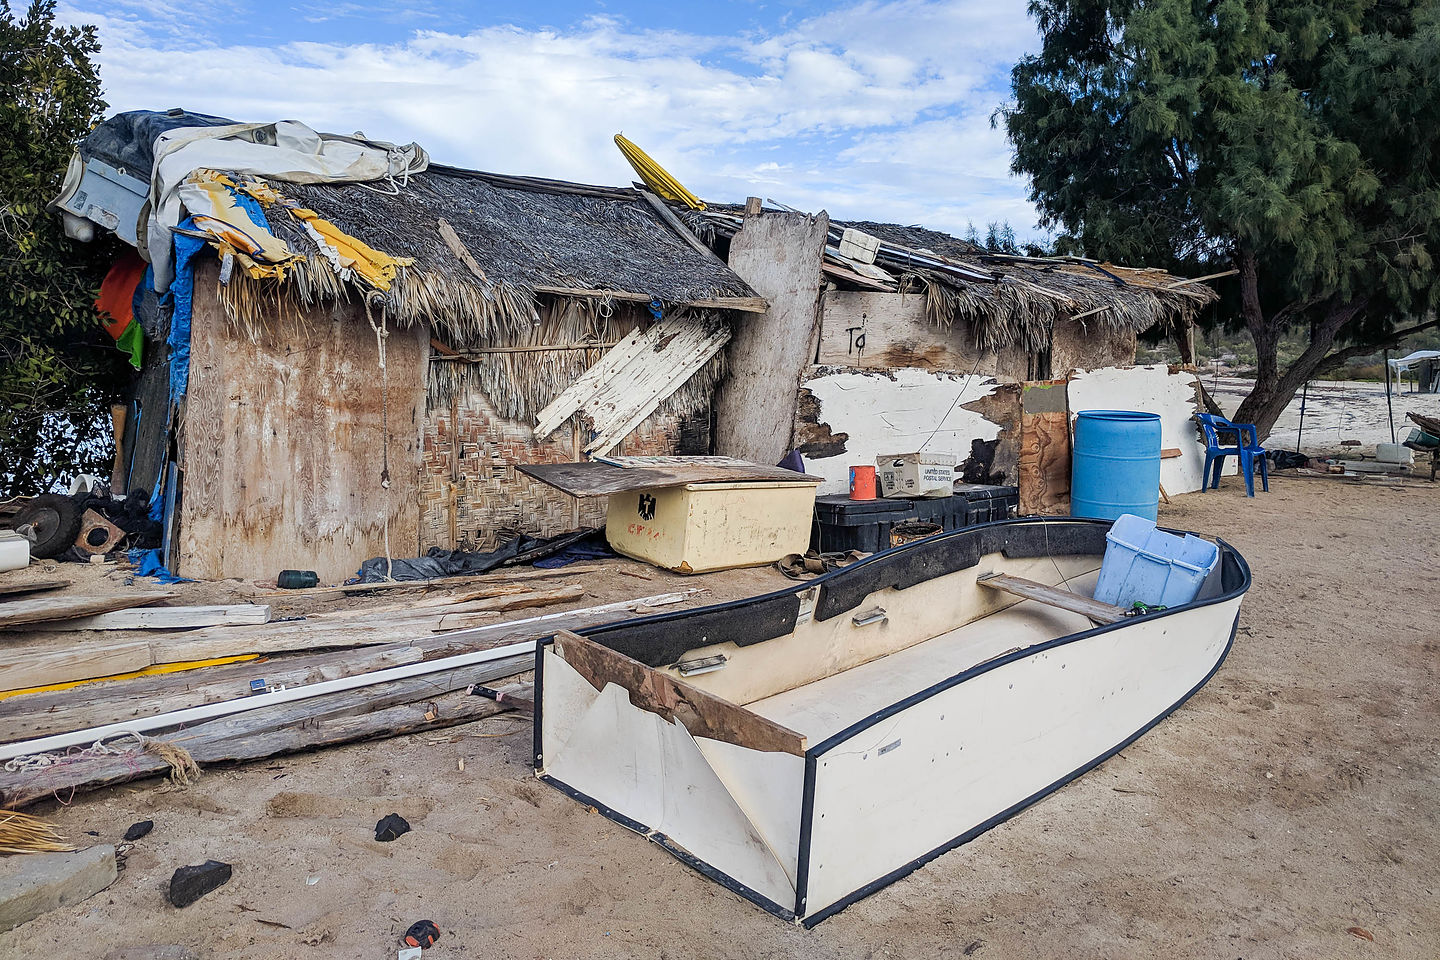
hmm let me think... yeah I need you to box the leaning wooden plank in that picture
[976,572,1127,624]
[0,580,72,599]
[553,630,807,756]
[8,604,272,632]
[0,668,531,809]
[0,638,154,693]
[0,593,175,629]
[255,562,608,598]
[0,590,699,742]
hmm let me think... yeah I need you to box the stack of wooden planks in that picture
[0,565,702,809]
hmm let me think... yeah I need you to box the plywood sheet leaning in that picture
[817,291,1001,373]
[176,260,426,583]
[713,208,831,464]
[1019,380,1071,515]
[1067,364,1215,494]
[532,314,731,456]
[795,367,1001,495]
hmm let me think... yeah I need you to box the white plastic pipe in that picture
[0,590,697,761]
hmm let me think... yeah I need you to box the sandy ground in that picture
[3,475,1439,959]
[1209,375,1440,454]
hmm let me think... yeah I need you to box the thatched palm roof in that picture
[687,206,1217,353]
[220,167,760,345]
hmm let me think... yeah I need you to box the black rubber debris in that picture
[168,860,232,908]
[374,813,411,842]
[124,820,154,841]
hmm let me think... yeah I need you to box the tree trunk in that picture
[1232,284,1366,441]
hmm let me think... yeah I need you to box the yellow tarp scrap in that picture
[180,172,301,280]
[291,207,413,291]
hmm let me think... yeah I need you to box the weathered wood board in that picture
[177,261,426,582]
[0,593,174,630]
[1018,381,1071,516]
[713,209,830,463]
[817,291,1000,373]
[1050,318,1138,376]
[8,604,271,632]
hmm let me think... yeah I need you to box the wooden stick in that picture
[976,572,1128,625]
[312,583,582,621]
[1159,483,1172,505]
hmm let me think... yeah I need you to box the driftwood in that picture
[0,664,532,809]
[311,583,584,622]
[6,604,272,632]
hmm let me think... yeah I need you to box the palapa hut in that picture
[673,201,1218,497]
[113,163,763,581]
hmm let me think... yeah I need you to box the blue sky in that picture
[57,0,1045,239]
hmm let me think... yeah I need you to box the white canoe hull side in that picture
[799,592,1242,921]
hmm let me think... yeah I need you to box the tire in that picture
[12,494,83,559]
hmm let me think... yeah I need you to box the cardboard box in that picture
[876,452,956,498]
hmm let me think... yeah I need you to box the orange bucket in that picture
[849,464,877,500]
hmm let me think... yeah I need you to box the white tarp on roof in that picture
[143,120,428,290]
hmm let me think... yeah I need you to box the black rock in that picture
[124,819,154,841]
[374,813,411,842]
[168,859,232,907]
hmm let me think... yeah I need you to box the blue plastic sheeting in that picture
[127,547,194,583]
[166,219,208,403]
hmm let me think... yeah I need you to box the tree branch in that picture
[1314,316,1440,374]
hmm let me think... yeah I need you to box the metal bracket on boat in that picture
[675,654,728,678]
[851,607,888,627]
[795,586,818,625]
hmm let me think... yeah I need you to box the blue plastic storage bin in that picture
[1093,514,1220,609]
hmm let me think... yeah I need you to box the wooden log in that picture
[0,593,175,629]
[7,604,272,632]
[976,573,1127,624]
[0,665,531,809]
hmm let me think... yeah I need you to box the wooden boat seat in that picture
[746,597,1094,743]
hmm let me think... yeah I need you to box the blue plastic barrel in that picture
[1070,410,1162,522]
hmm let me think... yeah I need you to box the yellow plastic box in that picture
[604,481,818,574]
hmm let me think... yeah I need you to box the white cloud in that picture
[58,0,1045,239]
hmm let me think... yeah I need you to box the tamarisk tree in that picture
[1005,0,1440,438]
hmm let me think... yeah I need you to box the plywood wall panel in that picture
[817,291,1004,374]
[177,261,426,582]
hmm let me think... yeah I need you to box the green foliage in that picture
[0,0,122,494]
[1005,0,1440,430]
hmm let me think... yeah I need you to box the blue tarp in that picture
[127,548,194,583]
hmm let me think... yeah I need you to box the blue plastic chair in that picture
[1194,413,1268,496]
